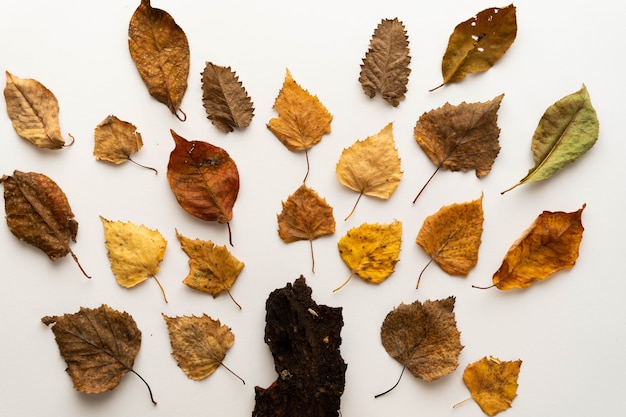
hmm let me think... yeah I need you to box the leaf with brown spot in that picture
[0,170,89,278]
[267,69,333,182]
[432,4,517,90]
[41,304,155,404]
[377,297,463,397]
[277,184,336,273]
[163,314,244,384]
[476,204,586,290]
[201,62,254,133]
[176,230,244,309]
[359,17,411,106]
[460,356,522,416]
[128,0,190,118]
[336,123,403,220]
[4,71,70,149]
[413,94,503,202]
[167,130,240,244]
[415,195,484,288]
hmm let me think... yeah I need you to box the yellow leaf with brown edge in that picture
[461,356,522,416]
[4,71,69,149]
[485,204,585,290]
[176,230,244,309]
[416,195,484,288]
[100,216,168,302]
[335,220,401,291]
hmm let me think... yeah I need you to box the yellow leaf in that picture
[335,220,402,291]
[100,216,168,302]
[462,356,522,416]
[336,123,403,220]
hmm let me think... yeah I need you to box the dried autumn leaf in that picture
[267,69,333,182]
[377,297,463,397]
[4,71,70,149]
[502,85,599,193]
[163,314,243,383]
[100,216,168,302]
[433,4,517,90]
[167,130,240,244]
[359,18,411,106]
[128,0,190,118]
[416,195,484,288]
[477,204,586,290]
[201,62,254,133]
[461,356,522,416]
[41,304,155,404]
[254,276,346,417]
[336,123,403,220]
[335,220,402,292]
[277,184,336,273]
[413,94,503,202]
[0,170,89,278]
[176,230,244,309]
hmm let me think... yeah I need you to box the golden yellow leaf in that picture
[163,314,242,383]
[336,123,403,220]
[335,220,402,291]
[462,356,522,416]
[176,230,244,308]
[4,71,69,149]
[267,69,332,182]
[100,216,168,302]
[415,195,484,288]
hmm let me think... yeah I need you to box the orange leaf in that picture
[462,356,522,416]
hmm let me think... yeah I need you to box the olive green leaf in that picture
[502,85,599,194]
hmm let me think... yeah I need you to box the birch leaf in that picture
[128,0,189,118]
[336,123,403,220]
[359,18,411,107]
[201,62,254,133]
[502,85,599,193]
[4,71,69,149]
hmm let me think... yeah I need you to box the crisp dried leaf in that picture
[267,69,332,182]
[413,94,503,202]
[416,195,484,288]
[359,18,411,106]
[435,4,517,89]
[93,115,148,168]
[0,170,88,277]
[379,297,463,396]
[176,230,244,308]
[277,184,336,272]
[336,123,403,219]
[502,85,599,193]
[101,216,168,301]
[254,276,346,417]
[201,62,254,132]
[335,220,402,291]
[488,205,585,290]
[4,71,68,149]
[128,0,189,117]
[462,356,522,416]
[41,304,155,404]
[163,314,240,382]
[167,130,240,242]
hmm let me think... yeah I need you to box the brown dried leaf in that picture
[4,71,68,149]
[359,18,411,106]
[41,304,155,404]
[0,170,89,277]
[128,0,189,117]
[277,184,336,272]
[201,62,254,133]
[93,115,155,172]
[462,356,522,416]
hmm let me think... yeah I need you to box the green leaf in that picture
[502,85,599,194]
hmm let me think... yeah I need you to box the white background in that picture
[1,1,624,416]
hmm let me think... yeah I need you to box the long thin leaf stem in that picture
[70,249,91,279]
[374,364,406,398]
[227,290,242,310]
[130,369,157,405]
[303,147,311,183]
[344,192,364,221]
[413,166,440,203]
[333,272,354,293]
[129,157,158,174]
[416,258,434,289]
[309,239,315,273]
[152,275,168,303]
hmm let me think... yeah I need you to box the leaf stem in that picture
[226,222,233,247]
[69,249,91,279]
[175,108,187,122]
[416,258,434,289]
[428,83,445,93]
[220,360,246,385]
[472,283,495,290]
[452,397,472,408]
[309,239,315,273]
[130,369,157,405]
[64,132,76,147]
[374,364,406,398]
[500,181,521,195]
[152,275,168,303]
[344,192,363,221]
[333,272,354,293]
[303,147,310,183]
[227,289,242,310]
[129,157,158,174]
[413,165,440,204]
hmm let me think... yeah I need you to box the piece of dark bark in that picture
[253,276,346,417]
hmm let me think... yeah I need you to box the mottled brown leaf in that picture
[93,115,155,172]
[201,62,254,133]
[359,18,411,106]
